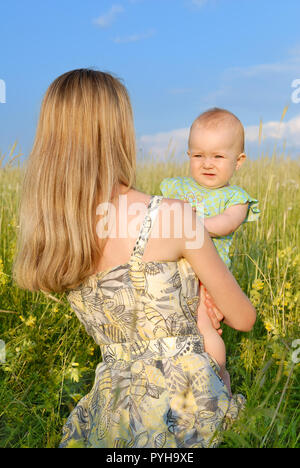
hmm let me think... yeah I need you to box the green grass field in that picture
[0,146,299,448]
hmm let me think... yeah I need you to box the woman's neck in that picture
[110,183,131,203]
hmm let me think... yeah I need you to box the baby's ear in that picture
[236,153,247,170]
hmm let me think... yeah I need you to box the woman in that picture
[13,69,256,448]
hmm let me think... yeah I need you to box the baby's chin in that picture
[192,176,229,189]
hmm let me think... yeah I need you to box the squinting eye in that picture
[194,154,203,158]
[215,155,224,158]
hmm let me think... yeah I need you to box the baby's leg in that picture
[197,289,232,396]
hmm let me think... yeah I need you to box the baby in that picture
[160,108,260,396]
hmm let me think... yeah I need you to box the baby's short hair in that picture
[189,107,245,153]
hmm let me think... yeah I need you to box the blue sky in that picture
[1,0,300,163]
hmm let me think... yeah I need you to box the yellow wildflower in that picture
[291,254,300,267]
[27,316,36,327]
[264,321,273,333]
[252,279,264,291]
[273,296,283,307]
[250,289,261,307]
[67,363,80,383]
[52,306,59,314]
[0,258,8,287]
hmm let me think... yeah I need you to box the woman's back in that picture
[59,194,245,448]
[94,185,185,274]
[66,194,201,345]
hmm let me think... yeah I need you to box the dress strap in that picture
[129,195,163,262]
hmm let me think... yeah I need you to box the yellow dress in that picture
[59,195,245,448]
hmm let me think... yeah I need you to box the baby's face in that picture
[188,124,245,189]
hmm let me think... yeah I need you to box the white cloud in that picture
[245,114,300,146]
[93,5,124,28]
[224,46,300,79]
[138,114,300,159]
[113,29,155,44]
[201,46,300,110]
[226,60,300,79]
[138,128,189,158]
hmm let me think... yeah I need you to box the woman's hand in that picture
[183,201,223,334]
[203,286,224,336]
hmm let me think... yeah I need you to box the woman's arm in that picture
[179,202,256,332]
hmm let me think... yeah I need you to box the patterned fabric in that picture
[59,195,245,449]
[160,176,260,267]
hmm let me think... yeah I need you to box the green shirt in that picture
[160,176,260,268]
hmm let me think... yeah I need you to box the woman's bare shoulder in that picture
[120,184,185,206]
[122,187,151,206]
[126,190,186,214]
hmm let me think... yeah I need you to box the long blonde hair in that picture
[13,69,136,293]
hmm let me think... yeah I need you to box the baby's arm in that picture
[204,203,249,237]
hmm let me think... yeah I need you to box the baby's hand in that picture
[204,203,249,238]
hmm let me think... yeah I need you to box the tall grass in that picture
[0,144,299,448]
